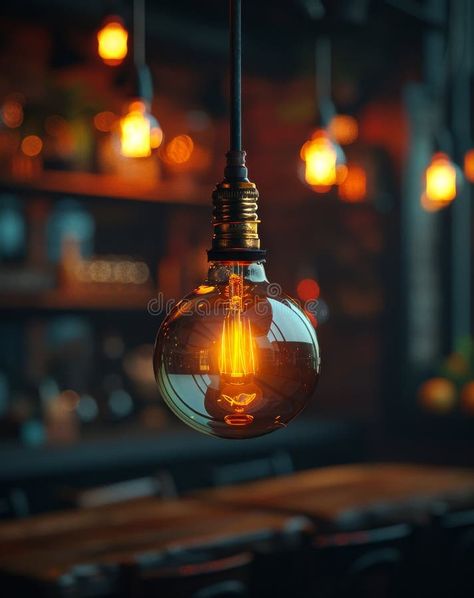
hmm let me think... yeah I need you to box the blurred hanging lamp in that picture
[97,13,129,66]
[422,129,462,211]
[424,153,457,204]
[120,0,162,157]
[299,36,346,192]
[421,20,463,213]
[153,0,320,439]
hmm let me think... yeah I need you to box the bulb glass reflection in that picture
[154,262,320,439]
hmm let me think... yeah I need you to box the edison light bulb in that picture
[154,0,320,438]
[97,19,128,66]
[154,259,320,439]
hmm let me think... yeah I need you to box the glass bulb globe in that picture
[153,261,320,439]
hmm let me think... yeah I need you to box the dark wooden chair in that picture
[126,548,252,598]
[0,497,307,597]
[64,470,177,509]
[312,523,412,598]
[418,506,474,598]
[198,463,474,598]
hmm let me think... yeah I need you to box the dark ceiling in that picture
[0,0,436,113]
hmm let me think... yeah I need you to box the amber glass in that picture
[153,261,320,439]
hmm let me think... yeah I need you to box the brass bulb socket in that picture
[211,180,261,251]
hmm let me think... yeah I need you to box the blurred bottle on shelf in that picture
[100,331,135,423]
[47,198,95,264]
[39,378,80,444]
[0,194,25,262]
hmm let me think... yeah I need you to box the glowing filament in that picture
[220,311,256,378]
[120,101,152,158]
[221,392,256,407]
[219,274,256,379]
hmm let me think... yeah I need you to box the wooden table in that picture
[197,463,474,530]
[0,497,311,589]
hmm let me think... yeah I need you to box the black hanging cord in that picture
[225,0,248,181]
[208,0,265,262]
[230,0,242,152]
[315,36,336,127]
[134,0,146,67]
[132,0,153,104]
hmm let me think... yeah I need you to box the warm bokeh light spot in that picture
[94,111,117,133]
[150,124,164,149]
[120,101,151,158]
[339,164,367,202]
[21,135,43,157]
[420,192,444,212]
[58,390,80,412]
[463,148,474,183]
[1,100,23,128]
[329,114,358,145]
[97,20,128,66]
[444,352,469,377]
[164,134,194,164]
[418,377,457,414]
[297,278,320,301]
[424,152,457,207]
[300,130,343,191]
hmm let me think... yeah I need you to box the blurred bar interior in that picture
[0,0,473,596]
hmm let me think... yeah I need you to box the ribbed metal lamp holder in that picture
[207,151,266,262]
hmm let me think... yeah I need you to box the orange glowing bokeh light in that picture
[94,111,117,133]
[296,278,320,302]
[97,19,128,66]
[418,377,457,414]
[21,135,43,157]
[164,134,194,164]
[120,101,151,158]
[424,153,457,208]
[1,100,23,128]
[339,164,367,203]
[150,124,164,149]
[464,149,474,183]
[329,114,358,145]
[300,130,344,191]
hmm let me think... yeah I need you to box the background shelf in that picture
[0,171,210,206]
[0,288,157,311]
